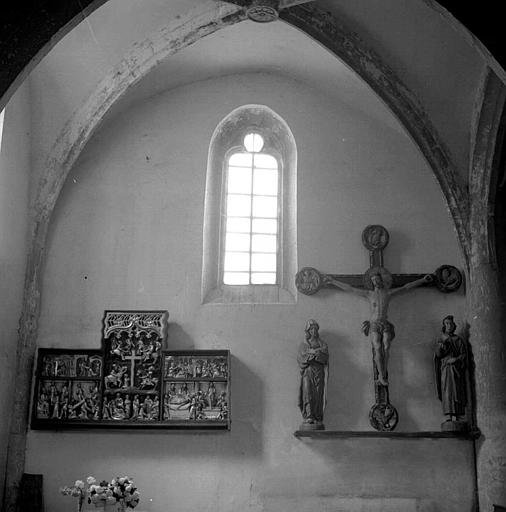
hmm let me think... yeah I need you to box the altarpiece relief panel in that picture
[31,311,230,430]
[163,353,229,422]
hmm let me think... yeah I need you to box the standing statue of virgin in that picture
[297,319,329,430]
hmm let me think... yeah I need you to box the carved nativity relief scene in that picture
[295,225,464,432]
[31,311,230,430]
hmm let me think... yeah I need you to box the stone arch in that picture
[33,1,247,221]
[28,3,470,257]
[467,68,506,511]
[469,70,506,269]
[6,2,473,509]
[29,5,470,259]
[283,4,470,260]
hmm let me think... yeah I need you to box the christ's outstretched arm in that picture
[323,275,368,297]
[389,274,433,296]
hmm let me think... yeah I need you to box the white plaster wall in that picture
[0,81,31,505]
[26,72,473,511]
[28,0,204,204]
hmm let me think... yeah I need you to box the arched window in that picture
[202,105,297,304]
[223,131,280,285]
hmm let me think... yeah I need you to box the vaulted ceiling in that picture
[21,0,486,192]
[0,0,502,111]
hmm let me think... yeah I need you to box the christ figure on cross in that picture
[324,270,433,386]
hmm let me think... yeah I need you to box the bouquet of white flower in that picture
[61,475,140,510]
[60,479,88,511]
[87,476,117,506]
[109,476,140,509]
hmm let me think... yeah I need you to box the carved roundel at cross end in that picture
[295,267,322,295]
[434,265,462,293]
[362,225,390,251]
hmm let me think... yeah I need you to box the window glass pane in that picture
[253,168,278,196]
[227,217,251,233]
[251,272,277,284]
[224,252,250,272]
[251,253,276,272]
[225,233,250,252]
[229,153,252,167]
[254,153,277,169]
[227,167,252,194]
[221,134,282,288]
[244,133,264,153]
[252,196,277,218]
[252,218,277,234]
[227,194,251,217]
[224,272,250,285]
[252,234,276,253]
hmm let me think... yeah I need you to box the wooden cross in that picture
[123,348,143,389]
[295,225,462,431]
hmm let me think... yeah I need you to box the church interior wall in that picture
[0,81,32,507]
[23,71,474,511]
[317,0,486,179]
[24,0,486,199]
[25,0,205,204]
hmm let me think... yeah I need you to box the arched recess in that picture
[202,104,297,304]
[3,3,247,510]
[5,1,471,509]
[29,4,470,263]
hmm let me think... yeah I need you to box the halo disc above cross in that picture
[295,225,462,431]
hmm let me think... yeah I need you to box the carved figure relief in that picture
[31,311,230,430]
[163,381,228,421]
[35,378,101,422]
[294,267,322,296]
[361,224,389,251]
[41,354,102,378]
[164,355,228,379]
[434,265,463,293]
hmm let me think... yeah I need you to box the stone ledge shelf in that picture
[294,430,481,440]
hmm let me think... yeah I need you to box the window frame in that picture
[219,136,283,287]
[201,104,297,305]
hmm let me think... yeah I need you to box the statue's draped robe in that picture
[297,339,329,422]
[435,334,467,416]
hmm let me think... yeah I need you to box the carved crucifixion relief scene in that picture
[1,1,505,512]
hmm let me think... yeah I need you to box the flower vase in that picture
[77,496,85,512]
[117,500,126,512]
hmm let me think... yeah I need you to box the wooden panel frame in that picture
[30,311,230,430]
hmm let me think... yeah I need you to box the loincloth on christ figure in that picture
[362,320,395,339]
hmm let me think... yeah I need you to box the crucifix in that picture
[295,225,462,431]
